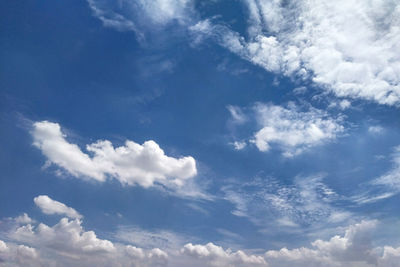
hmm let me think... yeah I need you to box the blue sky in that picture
[1,0,400,266]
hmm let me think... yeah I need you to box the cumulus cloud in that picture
[191,0,400,106]
[180,242,266,267]
[252,103,344,157]
[265,220,381,266]
[34,195,82,219]
[2,205,400,266]
[32,121,197,188]
[1,216,168,266]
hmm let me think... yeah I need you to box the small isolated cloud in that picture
[252,103,344,157]
[329,99,352,110]
[227,105,247,125]
[87,0,195,42]
[34,195,82,219]
[232,141,247,150]
[32,121,197,189]
[368,125,385,135]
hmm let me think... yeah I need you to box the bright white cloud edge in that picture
[191,0,400,106]
[1,198,400,266]
[32,121,197,189]
[34,195,82,219]
[228,102,344,157]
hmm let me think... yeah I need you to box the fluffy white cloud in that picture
[252,103,344,157]
[34,195,82,219]
[192,0,400,105]
[2,207,400,266]
[232,141,247,150]
[32,121,197,188]
[2,216,168,267]
[265,220,380,266]
[180,242,267,267]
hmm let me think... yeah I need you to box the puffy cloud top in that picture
[252,103,344,157]
[32,121,197,188]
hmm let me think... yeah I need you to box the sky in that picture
[1,0,400,266]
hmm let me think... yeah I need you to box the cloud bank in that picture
[1,198,400,266]
[32,121,197,188]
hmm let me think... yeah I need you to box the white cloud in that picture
[87,0,195,42]
[193,0,400,106]
[2,216,168,266]
[370,145,400,194]
[223,175,348,229]
[265,220,380,266]
[232,141,247,150]
[180,242,267,267]
[14,213,34,225]
[252,103,344,157]
[227,105,247,125]
[2,205,400,266]
[32,121,197,189]
[34,195,82,219]
[368,125,384,135]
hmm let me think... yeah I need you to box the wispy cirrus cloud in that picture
[223,174,350,230]
[87,0,196,42]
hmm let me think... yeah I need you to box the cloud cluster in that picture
[264,220,400,267]
[32,121,197,188]
[180,242,266,267]
[191,0,400,105]
[251,103,344,157]
[2,197,400,266]
[2,219,168,267]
